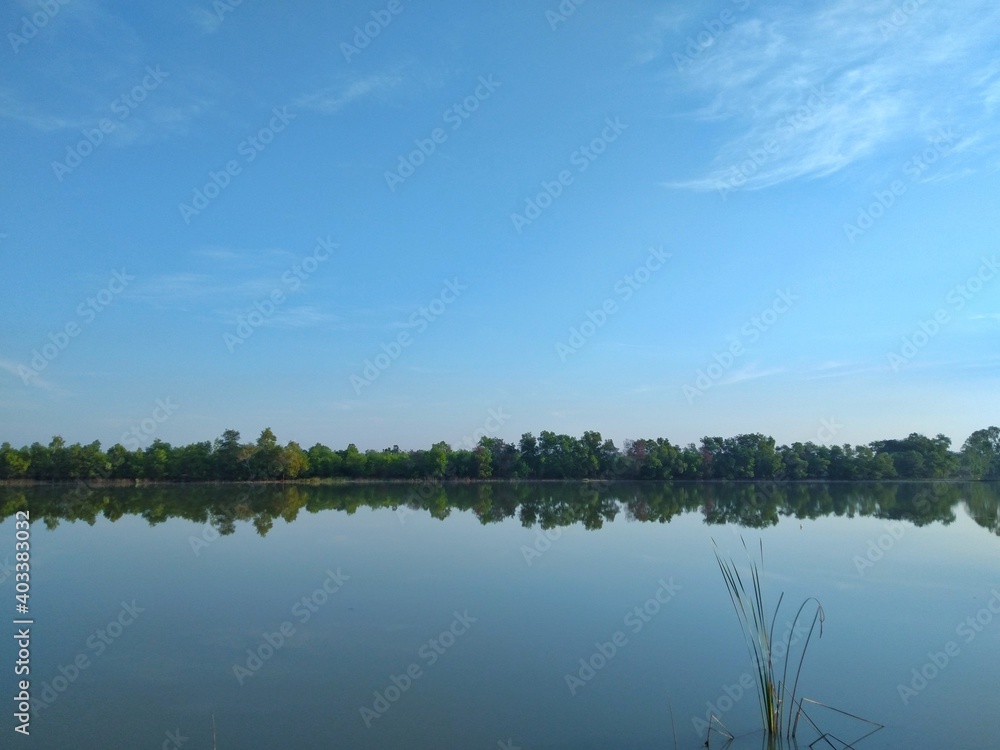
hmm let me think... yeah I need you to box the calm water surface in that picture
[1,482,998,749]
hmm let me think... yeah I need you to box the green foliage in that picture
[714,539,825,738]
[961,427,1000,479]
[0,426,995,484]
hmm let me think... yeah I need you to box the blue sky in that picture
[2,0,999,452]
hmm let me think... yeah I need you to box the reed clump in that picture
[713,538,825,739]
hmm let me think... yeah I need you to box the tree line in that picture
[2,426,999,482]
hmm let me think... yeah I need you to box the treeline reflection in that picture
[2,481,999,537]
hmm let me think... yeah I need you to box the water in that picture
[1,482,998,749]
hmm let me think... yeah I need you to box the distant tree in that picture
[0,443,29,479]
[474,444,493,479]
[518,433,539,477]
[213,429,244,480]
[280,441,309,479]
[871,433,957,478]
[962,427,1000,479]
[48,436,70,480]
[341,443,366,477]
[143,439,172,480]
[425,442,450,478]
[307,443,342,477]
[175,441,214,481]
[250,428,282,479]
[779,443,809,480]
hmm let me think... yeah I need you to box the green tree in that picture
[48,436,70,480]
[213,429,244,480]
[962,427,1000,479]
[341,443,366,477]
[143,439,172,480]
[307,443,342,477]
[250,428,282,479]
[280,441,309,479]
[425,442,450,478]
[0,443,29,479]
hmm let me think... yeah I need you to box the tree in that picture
[341,443,366,477]
[425,442,450,478]
[871,433,957,479]
[474,445,493,478]
[250,428,282,479]
[307,443,342,477]
[213,429,244,480]
[48,436,70,480]
[174,442,214,481]
[779,443,809,480]
[0,443,29,479]
[280,441,309,479]
[519,433,539,477]
[143,439,172,480]
[962,427,1000,479]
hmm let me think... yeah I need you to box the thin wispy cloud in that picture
[718,363,784,386]
[0,89,84,132]
[296,73,405,115]
[189,6,225,34]
[660,0,1000,193]
[0,358,65,394]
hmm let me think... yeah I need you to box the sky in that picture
[1,0,999,453]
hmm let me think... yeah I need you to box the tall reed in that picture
[713,538,825,738]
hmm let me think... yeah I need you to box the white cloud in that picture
[0,357,65,393]
[660,0,1000,192]
[295,74,405,115]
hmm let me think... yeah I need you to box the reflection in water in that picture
[3,480,999,537]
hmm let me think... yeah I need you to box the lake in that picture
[2,481,998,749]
